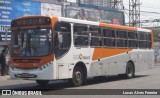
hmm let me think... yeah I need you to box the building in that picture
[0,0,124,43]
[78,0,111,7]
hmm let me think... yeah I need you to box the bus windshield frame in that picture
[11,27,53,57]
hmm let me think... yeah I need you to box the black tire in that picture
[125,62,135,79]
[72,66,85,87]
[36,80,49,86]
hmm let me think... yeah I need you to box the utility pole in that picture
[110,0,124,10]
[129,0,141,27]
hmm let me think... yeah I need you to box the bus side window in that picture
[116,30,127,48]
[128,31,138,48]
[90,26,102,47]
[74,24,88,47]
[138,32,147,49]
[103,28,115,47]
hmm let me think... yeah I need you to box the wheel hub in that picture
[128,66,133,76]
[75,71,82,82]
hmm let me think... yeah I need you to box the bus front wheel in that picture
[125,62,135,79]
[72,66,85,87]
[36,80,49,86]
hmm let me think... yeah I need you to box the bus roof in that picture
[14,15,49,20]
[12,16,151,32]
[55,16,151,32]
[57,17,99,26]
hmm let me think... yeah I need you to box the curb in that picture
[0,75,10,81]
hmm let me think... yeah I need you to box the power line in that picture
[140,11,160,14]
[124,3,160,10]
[124,8,160,14]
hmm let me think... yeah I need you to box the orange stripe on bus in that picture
[10,54,54,69]
[92,48,132,61]
[51,16,58,29]
[99,23,137,31]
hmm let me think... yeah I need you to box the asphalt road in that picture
[0,64,160,98]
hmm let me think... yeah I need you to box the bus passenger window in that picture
[117,39,127,47]
[116,30,127,38]
[128,31,138,48]
[116,30,127,48]
[90,27,102,47]
[138,32,147,49]
[103,29,115,47]
[74,25,88,47]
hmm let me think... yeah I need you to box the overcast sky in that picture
[123,0,160,27]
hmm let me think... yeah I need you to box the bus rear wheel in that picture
[125,62,135,79]
[36,80,49,86]
[72,66,85,87]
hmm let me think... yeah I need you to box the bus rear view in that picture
[10,16,54,85]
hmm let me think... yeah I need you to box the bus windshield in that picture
[11,28,52,57]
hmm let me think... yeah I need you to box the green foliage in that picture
[153,29,160,41]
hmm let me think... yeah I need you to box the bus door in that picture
[54,22,72,79]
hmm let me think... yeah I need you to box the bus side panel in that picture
[147,50,154,69]
[90,48,103,77]
[128,49,139,72]
[91,48,133,76]
[138,50,150,71]
[56,46,91,79]
[101,58,109,76]
[57,63,69,79]
[91,52,129,76]
[107,56,117,75]
[55,48,74,79]
[91,60,103,76]
[116,52,129,75]
[91,54,118,77]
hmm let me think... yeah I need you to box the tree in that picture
[152,28,160,42]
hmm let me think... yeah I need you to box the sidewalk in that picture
[0,75,10,81]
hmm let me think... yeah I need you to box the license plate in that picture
[21,73,29,77]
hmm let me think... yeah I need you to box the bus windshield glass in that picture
[11,28,52,57]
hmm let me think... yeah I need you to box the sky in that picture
[123,0,160,27]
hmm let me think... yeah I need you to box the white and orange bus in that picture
[9,16,154,86]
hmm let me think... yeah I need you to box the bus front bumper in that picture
[9,62,54,80]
